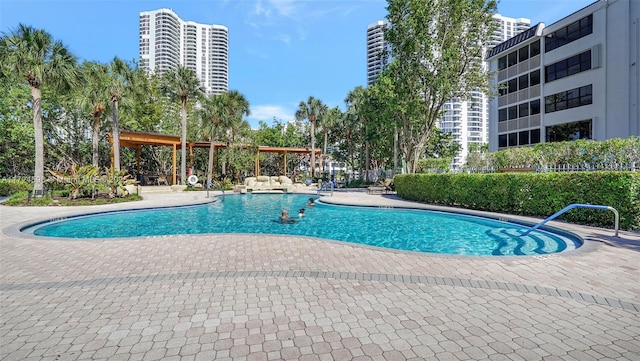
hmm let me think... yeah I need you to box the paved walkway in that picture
[1,191,639,361]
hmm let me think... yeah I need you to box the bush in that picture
[0,178,32,196]
[395,171,640,230]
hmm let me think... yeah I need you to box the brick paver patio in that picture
[1,191,639,360]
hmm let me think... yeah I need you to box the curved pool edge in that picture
[3,193,222,242]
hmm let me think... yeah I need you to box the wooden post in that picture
[172,144,177,185]
[284,152,288,176]
[136,146,141,174]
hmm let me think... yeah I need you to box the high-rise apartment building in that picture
[366,21,390,85]
[486,0,639,152]
[139,8,229,94]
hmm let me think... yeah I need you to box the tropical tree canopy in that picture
[0,24,79,195]
[384,0,498,173]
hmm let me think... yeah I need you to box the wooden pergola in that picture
[107,130,320,184]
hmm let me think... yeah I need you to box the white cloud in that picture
[248,104,296,128]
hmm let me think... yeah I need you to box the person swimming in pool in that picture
[306,198,315,207]
[298,208,305,217]
[279,209,297,224]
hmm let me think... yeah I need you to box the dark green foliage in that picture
[395,172,640,230]
[0,178,32,196]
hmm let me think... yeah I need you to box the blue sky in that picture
[1,0,595,128]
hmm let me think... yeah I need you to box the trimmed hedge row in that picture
[395,172,640,230]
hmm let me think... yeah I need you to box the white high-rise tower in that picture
[139,8,229,94]
[366,20,390,85]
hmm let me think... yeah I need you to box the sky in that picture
[1,0,596,129]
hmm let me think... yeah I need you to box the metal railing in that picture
[206,182,225,201]
[520,203,619,237]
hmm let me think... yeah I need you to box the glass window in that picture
[508,106,518,120]
[530,129,541,144]
[530,70,540,86]
[519,102,529,117]
[498,56,507,70]
[546,119,593,142]
[580,84,593,105]
[530,40,540,57]
[499,134,508,148]
[508,51,518,67]
[530,99,540,115]
[518,74,529,90]
[545,96,556,113]
[499,108,507,122]
[499,82,507,96]
[508,133,517,147]
[518,131,529,145]
[545,64,556,82]
[508,79,517,93]
[519,47,528,62]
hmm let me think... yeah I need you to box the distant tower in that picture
[139,8,228,94]
[366,20,390,85]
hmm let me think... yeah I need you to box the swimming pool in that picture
[24,194,581,256]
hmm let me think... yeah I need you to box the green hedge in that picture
[395,172,640,230]
[0,178,32,196]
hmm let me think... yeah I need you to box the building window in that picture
[530,70,540,86]
[545,14,593,52]
[544,84,592,113]
[518,74,529,89]
[546,119,592,142]
[530,40,540,57]
[530,99,540,115]
[518,47,528,62]
[498,56,507,70]
[499,108,507,122]
[530,129,540,144]
[519,102,529,117]
[499,134,508,148]
[518,130,529,145]
[545,50,592,82]
[507,51,517,67]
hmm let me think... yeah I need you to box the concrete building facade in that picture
[139,8,229,94]
[486,0,639,151]
[366,21,390,85]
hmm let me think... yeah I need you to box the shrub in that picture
[0,178,32,196]
[395,171,640,230]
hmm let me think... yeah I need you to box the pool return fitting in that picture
[520,203,619,237]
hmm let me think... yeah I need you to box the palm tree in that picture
[0,24,79,196]
[161,66,204,184]
[224,90,251,144]
[77,61,109,168]
[319,106,342,173]
[107,57,133,172]
[345,86,370,181]
[295,96,326,178]
[198,93,227,186]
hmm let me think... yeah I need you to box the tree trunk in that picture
[310,119,316,178]
[112,99,121,171]
[180,98,187,185]
[393,124,398,175]
[207,138,214,186]
[92,115,100,168]
[322,129,329,174]
[31,87,44,197]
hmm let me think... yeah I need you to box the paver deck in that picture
[1,191,639,360]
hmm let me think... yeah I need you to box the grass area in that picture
[3,191,142,206]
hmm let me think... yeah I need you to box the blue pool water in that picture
[26,194,581,256]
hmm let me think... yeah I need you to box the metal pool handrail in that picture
[520,203,619,237]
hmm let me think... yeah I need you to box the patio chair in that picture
[156,175,169,186]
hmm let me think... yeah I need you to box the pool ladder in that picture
[206,182,225,201]
[520,203,619,237]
